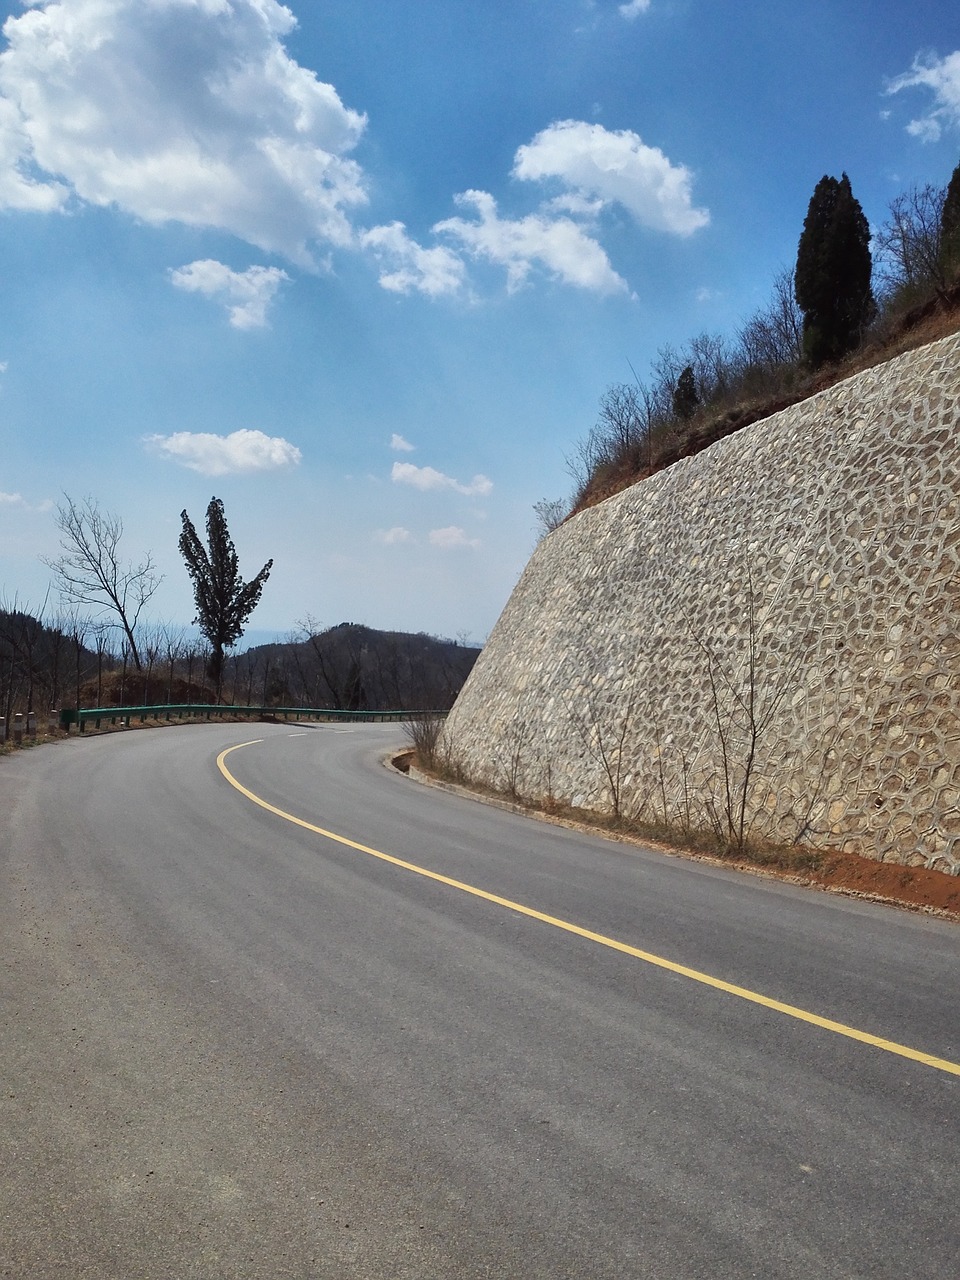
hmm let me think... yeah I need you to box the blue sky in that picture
[1,0,959,645]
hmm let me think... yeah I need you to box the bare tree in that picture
[43,495,162,671]
[297,618,365,711]
[648,343,685,421]
[0,596,46,717]
[874,183,948,301]
[596,382,648,456]
[565,379,658,497]
[160,623,186,705]
[736,267,804,373]
[687,331,735,406]
[63,609,92,715]
[139,624,162,704]
[92,622,113,708]
[680,571,804,854]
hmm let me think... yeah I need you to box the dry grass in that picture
[0,729,67,757]
[404,747,824,872]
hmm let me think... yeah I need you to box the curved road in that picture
[1,721,958,1278]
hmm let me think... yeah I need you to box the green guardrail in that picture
[62,704,449,733]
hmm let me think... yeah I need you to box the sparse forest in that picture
[543,158,960,530]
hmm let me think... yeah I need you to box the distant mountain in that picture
[231,622,480,711]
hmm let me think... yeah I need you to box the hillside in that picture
[570,281,960,518]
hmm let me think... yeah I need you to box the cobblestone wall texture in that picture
[442,331,960,871]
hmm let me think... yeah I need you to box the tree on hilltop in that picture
[178,497,273,700]
[940,159,960,284]
[875,182,948,302]
[672,364,699,420]
[795,173,875,368]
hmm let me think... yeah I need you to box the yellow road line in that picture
[217,741,960,1079]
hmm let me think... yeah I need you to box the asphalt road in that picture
[1,721,958,1279]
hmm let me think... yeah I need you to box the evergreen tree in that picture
[795,173,875,368]
[672,364,699,420]
[179,497,273,699]
[940,159,960,284]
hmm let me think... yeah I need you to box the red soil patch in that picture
[793,848,960,919]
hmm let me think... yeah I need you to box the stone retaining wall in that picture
[442,331,960,871]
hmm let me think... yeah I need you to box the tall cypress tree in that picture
[179,497,273,699]
[940,160,960,284]
[795,173,875,368]
[672,365,699,420]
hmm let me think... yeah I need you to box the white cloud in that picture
[429,526,480,550]
[542,192,606,218]
[409,120,705,299]
[0,0,368,264]
[145,428,302,475]
[887,51,960,142]
[375,526,414,545]
[360,221,466,296]
[390,433,415,452]
[170,259,290,328]
[0,490,53,512]
[391,461,493,497]
[0,95,68,211]
[619,0,651,19]
[513,119,709,236]
[435,190,627,294]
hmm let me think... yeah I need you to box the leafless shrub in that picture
[403,712,444,770]
[533,498,568,540]
[492,713,533,801]
[680,571,805,855]
[567,688,638,822]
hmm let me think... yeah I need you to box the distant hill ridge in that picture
[1,616,479,717]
